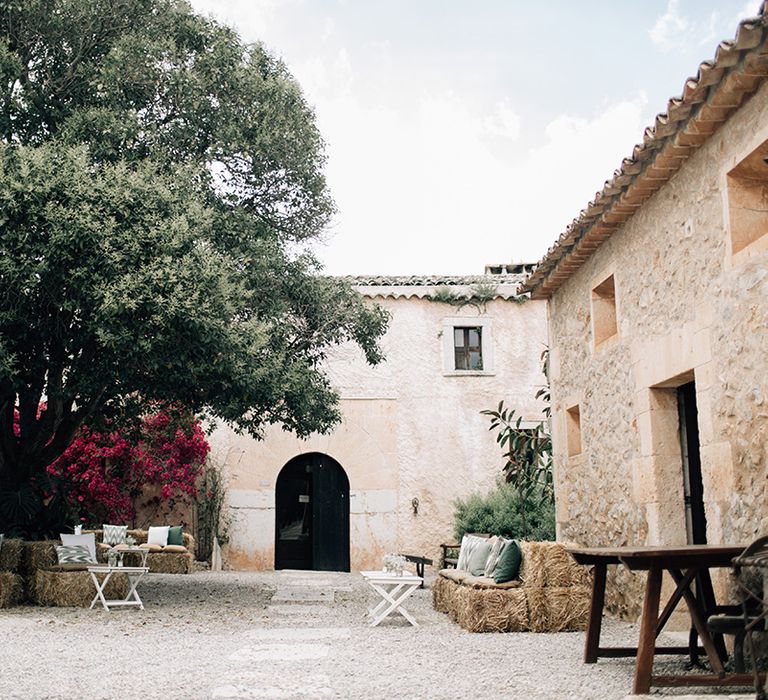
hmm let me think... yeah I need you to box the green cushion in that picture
[167,526,184,546]
[467,539,493,576]
[493,539,522,583]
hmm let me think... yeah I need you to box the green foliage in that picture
[428,282,525,311]
[0,0,389,534]
[195,457,232,561]
[453,480,555,541]
[479,347,553,536]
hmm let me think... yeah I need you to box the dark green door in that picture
[275,453,350,572]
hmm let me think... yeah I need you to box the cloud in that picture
[649,0,763,54]
[481,99,522,141]
[312,84,649,274]
[734,0,764,22]
[649,0,690,51]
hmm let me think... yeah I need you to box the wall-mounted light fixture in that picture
[411,497,419,515]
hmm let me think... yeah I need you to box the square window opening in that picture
[591,275,618,348]
[727,139,768,256]
[566,404,582,457]
[453,326,483,371]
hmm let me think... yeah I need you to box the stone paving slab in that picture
[211,673,333,699]
[245,627,350,641]
[228,643,330,662]
[266,604,333,615]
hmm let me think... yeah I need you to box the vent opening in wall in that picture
[566,404,582,457]
[727,139,768,257]
[591,275,617,348]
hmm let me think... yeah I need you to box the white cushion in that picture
[456,534,488,571]
[147,526,170,547]
[60,533,96,562]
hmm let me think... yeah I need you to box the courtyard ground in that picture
[0,570,754,699]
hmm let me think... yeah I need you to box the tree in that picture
[0,0,388,535]
[481,348,553,533]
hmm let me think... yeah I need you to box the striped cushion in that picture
[457,534,488,571]
[55,544,95,564]
[103,524,127,545]
[484,536,506,577]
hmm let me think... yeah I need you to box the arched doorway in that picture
[274,452,350,572]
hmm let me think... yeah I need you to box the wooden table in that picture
[568,544,752,694]
[361,570,422,627]
[88,565,150,611]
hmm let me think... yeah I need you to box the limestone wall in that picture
[210,294,548,570]
[548,81,768,618]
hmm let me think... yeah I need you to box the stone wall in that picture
[211,293,548,570]
[548,81,768,618]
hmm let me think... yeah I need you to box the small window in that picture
[727,139,768,257]
[453,326,483,370]
[566,404,582,457]
[591,275,618,348]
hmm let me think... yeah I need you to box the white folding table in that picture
[88,565,149,611]
[361,570,422,627]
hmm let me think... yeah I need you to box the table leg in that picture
[124,572,146,610]
[585,563,607,663]
[695,569,728,663]
[634,564,663,695]
[89,570,114,612]
[668,568,724,674]
[369,582,419,627]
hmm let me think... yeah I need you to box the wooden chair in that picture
[707,535,768,699]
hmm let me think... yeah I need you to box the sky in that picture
[189,0,763,276]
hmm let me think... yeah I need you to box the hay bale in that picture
[458,586,529,632]
[146,551,192,574]
[32,568,129,607]
[541,542,591,587]
[0,538,24,572]
[543,586,591,632]
[527,586,548,632]
[0,571,24,607]
[518,541,547,588]
[23,540,58,574]
[432,575,451,613]
[435,575,530,633]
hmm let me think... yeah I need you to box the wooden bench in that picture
[439,533,491,569]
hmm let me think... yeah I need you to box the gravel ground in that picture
[0,570,754,699]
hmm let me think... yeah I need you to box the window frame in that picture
[441,316,495,375]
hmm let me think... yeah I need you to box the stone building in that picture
[520,10,768,616]
[210,267,547,571]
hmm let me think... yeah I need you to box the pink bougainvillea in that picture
[47,405,209,525]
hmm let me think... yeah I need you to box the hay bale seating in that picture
[90,529,195,575]
[0,537,24,573]
[432,540,591,633]
[0,537,25,608]
[32,567,129,607]
[0,571,24,607]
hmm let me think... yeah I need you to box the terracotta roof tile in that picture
[521,4,768,299]
[343,272,531,300]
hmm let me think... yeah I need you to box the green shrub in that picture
[453,480,555,541]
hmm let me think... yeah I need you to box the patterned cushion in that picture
[456,534,488,571]
[60,533,97,561]
[103,524,127,545]
[483,536,506,577]
[55,544,95,564]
